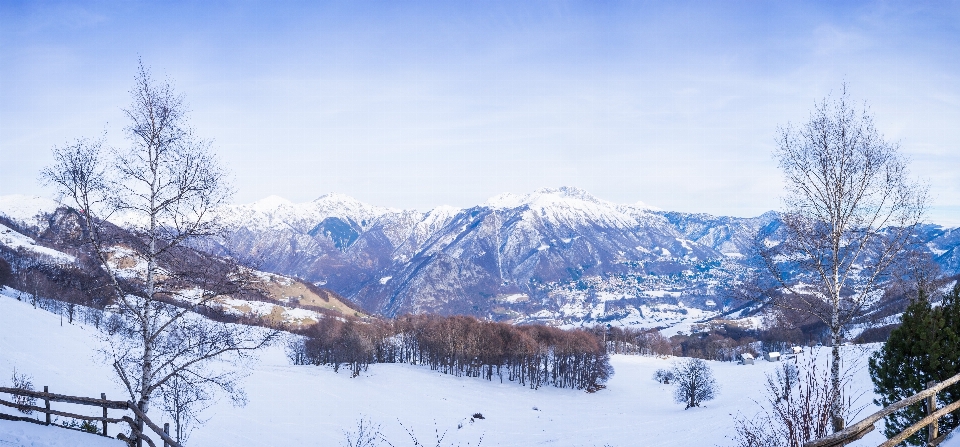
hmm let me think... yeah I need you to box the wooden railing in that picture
[805,372,960,447]
[0,386,183,447]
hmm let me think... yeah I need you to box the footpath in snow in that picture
[0,289,936,447]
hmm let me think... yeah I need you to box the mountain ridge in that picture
[200,187,960,325]
[4,188,958,328]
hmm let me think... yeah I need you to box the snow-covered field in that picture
[0,419,122,447]
[0,289,947,447]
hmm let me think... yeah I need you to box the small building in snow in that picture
[740,353,755,365]
[765,352,781,362]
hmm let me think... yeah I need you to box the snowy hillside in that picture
[0,289,913,447]
[0,198,363,328]
[0,195,61,231]
[0,222,75,264]
[0,420,123,447]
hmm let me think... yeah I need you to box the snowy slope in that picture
[0,195,61,231]
[0,420,123,447]
[0,289,127,447]
[0,290,891,447]
[943,430,960,446]
[0,223,75,264]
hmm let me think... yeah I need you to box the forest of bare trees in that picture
[288,314,614,392]
[285,309,852,394]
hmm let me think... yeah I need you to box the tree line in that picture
[604,322,806,362]
[288,314,613,392]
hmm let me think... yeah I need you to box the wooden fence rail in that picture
[805,372,960,447]
[0,386,182,447]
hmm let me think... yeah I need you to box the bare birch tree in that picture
[42,62,276,444]
[759,85,927,432]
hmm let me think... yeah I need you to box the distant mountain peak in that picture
[427,204,461,215]
[250,195,293,212]
[485,186,608,209]
[632,200,662,211]
[534,186,597,200]
[313,192,361,203]
[312,193,399,215]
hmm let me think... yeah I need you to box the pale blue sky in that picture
[2,1,959,223]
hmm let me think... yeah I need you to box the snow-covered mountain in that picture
[345,187,728,318]
[192,188,802,323]
[0,195,63,232]
[208,187,960,324]
[6,188,959,327]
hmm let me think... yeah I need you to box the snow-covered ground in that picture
[0,223,75,264]
[0,195,61,231]
[0,288,936,447]
[0,420,122,447]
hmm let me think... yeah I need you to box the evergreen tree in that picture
[868,283,960,445]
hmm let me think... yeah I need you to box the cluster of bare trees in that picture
[604,325,763,362]
[289,314,613,392]
[289,318,381,377]
[603,326,673,356]
[674,333,760,362]
[0,237,114,327]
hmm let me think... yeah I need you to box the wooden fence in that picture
[0,385,183,447]
[805,372,960,447]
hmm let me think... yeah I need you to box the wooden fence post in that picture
[163,423,170,447]
[43,386,50,425]
[101,393,108,437]
[928,380,939,445]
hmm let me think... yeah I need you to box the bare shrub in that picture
[341,418,484,447]
[394,420,484,447]
[731,358,866,447]
[157,373,213,444]
[343,417,383,447]
[10,369,37,414]
[60,418,100,433]
[653,368,675,384]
